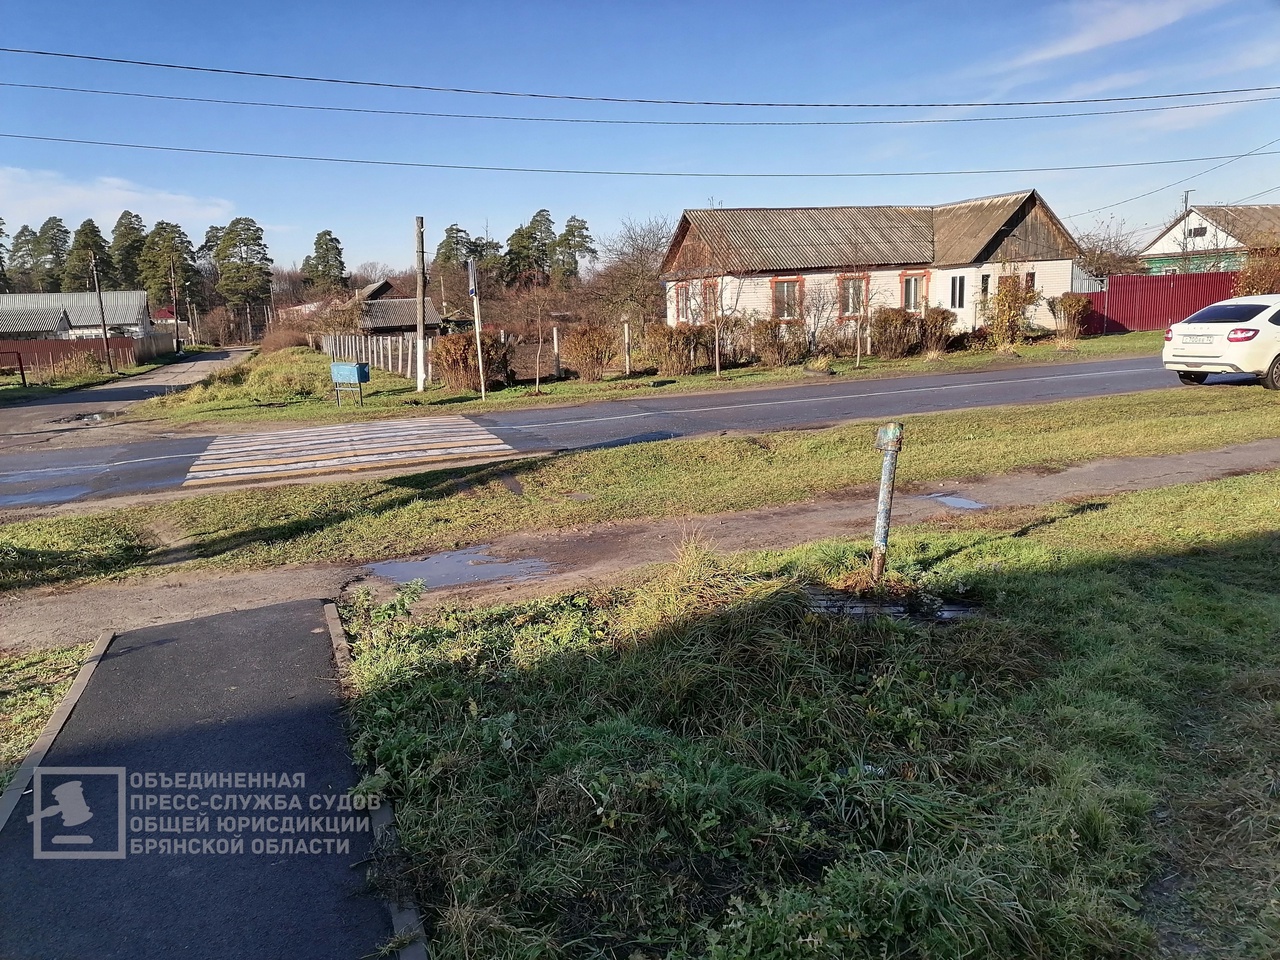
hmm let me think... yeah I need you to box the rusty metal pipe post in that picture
[870,422,904,584]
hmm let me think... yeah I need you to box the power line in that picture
[6,81,1280,128]
[4,131,1280,179]
[5,47,1280,110]
[1232,183,1280,203]
[1067,135,1280,219]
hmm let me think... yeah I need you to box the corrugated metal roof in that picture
[0,306,69,336]
[359,298,442,331]
[661,190,1061,277]
[0,291,149,330]
[932,191,1034,265]
[1196,205,1280,248]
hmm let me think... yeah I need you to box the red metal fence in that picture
[1082,272,1238,334]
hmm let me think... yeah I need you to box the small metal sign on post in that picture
[330,361,370,407]
[870,421,904,584]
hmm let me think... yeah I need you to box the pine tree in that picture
[139,221,200,311]
[110,211,147,290]
[62,219,115,292]
[8,225,37,292]
[434,224,472,267]
[33,216,70,292]
[300,229,346,294]
[0,217,10,293]
[551,215,597,286]
[503,210,558,287]
[213,217,273,307]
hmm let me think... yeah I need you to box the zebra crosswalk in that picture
[182,416,514,486]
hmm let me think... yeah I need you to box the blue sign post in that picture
[330,362,370,407]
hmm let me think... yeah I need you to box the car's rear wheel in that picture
[1178,371,1208,385]
[1262,356,1280,391]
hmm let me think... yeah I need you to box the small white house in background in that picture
[0,291,154,339]
[660,189,1093,332]
[1139,204,1280,274]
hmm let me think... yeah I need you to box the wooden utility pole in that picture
[468,258,487,399]
[89,250,115,374]
[169,259,182,353]
[415,216,426,392]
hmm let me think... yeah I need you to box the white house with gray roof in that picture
[0,291,153,339]
[1139,204,1280,274]
[660,190,1092,333]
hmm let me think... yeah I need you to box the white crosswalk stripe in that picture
[182,417,513,485]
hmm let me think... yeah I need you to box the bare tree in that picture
[1074,218,1145,277]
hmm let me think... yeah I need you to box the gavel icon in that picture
[28,781,93,829]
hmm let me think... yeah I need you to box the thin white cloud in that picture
[1006,0,1232,70]
[0,167,234,232]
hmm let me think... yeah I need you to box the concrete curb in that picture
[0,630,116,834]
[322,602,429,960]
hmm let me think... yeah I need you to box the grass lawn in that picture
[5,382,1280,593]
[127,331,1164,425]
[0,644,92,792]
[342,471,1280,958]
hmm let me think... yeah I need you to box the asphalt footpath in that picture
[0,600,392,959]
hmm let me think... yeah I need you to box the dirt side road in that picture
[0,347,252,454]
[5,436,1279,655]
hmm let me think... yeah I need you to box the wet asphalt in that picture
[0,355,1177,507]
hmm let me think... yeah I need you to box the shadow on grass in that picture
[342,528,1280,959]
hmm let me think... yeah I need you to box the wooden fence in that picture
[1082,272,1238,333]
[0,334,173,379]
[318,333,428,380]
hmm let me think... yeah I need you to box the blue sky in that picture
[3,0,1280,271]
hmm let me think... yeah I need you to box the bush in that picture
[750,317,809,368]
[562,321,619,382]
[643,322,704,376]
[920,307,957,356]
[870,307,919,360]
[432,330,515,392]
[814,321,862,359]
[1234,243,1280,296]
[1046,293,1091,348]
[981,275,1041,353]
[260,329,311,353]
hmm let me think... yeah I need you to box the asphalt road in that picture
[0,355,1191,508]
[0,601,390,959]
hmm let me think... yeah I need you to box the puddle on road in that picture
[922,493,988,510]
[0,485,94,507]
[366,546,550,588]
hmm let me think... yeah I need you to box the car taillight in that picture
[1164,327,1173,341]
[1228,328,1259,342]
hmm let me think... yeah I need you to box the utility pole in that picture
[415,217,426,392]
[169,259,182,354]
[89,250,116,374]
[1181,189,1195,273]
[467,258,487,400]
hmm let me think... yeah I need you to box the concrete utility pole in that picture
[1181,189,1195,273]
[89,250,115,374]
[870,422,904,584]
[415,216,426,392]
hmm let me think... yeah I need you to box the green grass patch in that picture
[0,644,92,792]
[343,471,1280,957]
[0,515,154,592]
[7,383,1280,594]
[128,332,1163,425]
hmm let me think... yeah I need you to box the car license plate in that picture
[1181,335,1214,344]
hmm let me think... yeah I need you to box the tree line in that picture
[0,213,348,315]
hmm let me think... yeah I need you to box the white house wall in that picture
[1142,211,1240,260]
[666,257,1083,332]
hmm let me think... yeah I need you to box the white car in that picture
[1163,294,1280,388]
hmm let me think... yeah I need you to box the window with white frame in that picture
[773,279,800,320]
[950,276,965,309]
[839,276,864,317]
[902,275,924,311]
[675,284,690,322]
